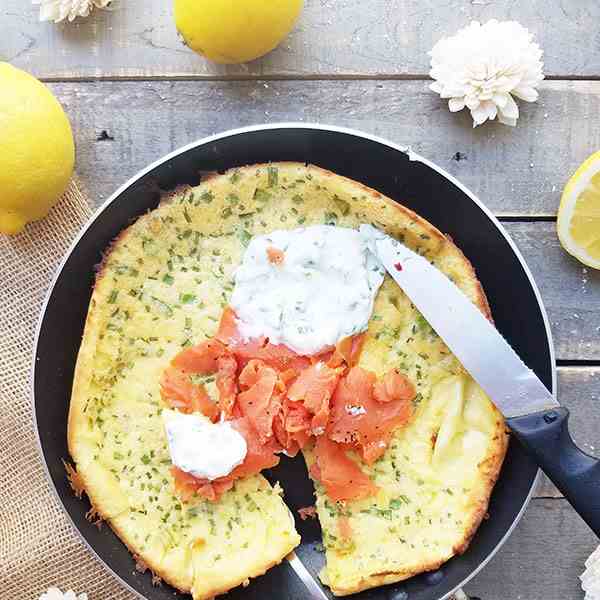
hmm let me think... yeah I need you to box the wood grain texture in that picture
[465,498,596,600]
[505,224,600,362]
[3,0,600,79]
[47,79,600,217]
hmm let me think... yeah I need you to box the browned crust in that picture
[68,161,508,599]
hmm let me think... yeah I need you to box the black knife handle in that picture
[507,407,600,536]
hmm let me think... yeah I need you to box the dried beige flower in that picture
[33,0,112,23]
[429,20,544,127]
[38,587,88,600]
[582,546,600,599]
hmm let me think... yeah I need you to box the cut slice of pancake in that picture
[68,161,508,598]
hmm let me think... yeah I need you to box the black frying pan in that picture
[33,124,554,600]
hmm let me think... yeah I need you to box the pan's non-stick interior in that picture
[35,127,548,600]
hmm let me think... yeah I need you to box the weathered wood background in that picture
[4,1,600,78]
[2,1,599,599]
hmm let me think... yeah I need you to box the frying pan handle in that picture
[507,407,600,536]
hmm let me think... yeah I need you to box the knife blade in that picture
[285,508,330,599]
[286,551,330,600]
[361,224,600,536]
[360,224,558,418]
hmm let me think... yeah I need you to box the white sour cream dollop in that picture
[230,225,385,356]
[163,410,247,480]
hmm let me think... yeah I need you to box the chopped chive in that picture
[254,189,271,203]
[267,166,278,187]
[150,296,174,317]
[180,293,197,304]
[333,196,350,216]
[238,228,252,247]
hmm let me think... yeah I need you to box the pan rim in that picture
[31,122,555,600]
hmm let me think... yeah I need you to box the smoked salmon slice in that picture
[309,435,378,502]
[237,360,281,443]
[328,366,414,464]
[273,397,312,456]
[159,367,219,422]
[298,506,317,520]
[373,368,416,404]
[216,306,240,345]
[327,333,366,369]
[229,416,281,476]
[287,361,341,435]
[234,337,311,372]
[328,366,376,445]
[215,354,238,416]
[172,339,228,374]
[168,336,239,416]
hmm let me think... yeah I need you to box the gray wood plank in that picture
[3,0,600,79]
[47,79,600,218]
[465,498,596,600]
[504,224,600,362]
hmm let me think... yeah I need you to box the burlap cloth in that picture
[0,180,137,600]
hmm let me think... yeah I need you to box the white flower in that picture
[38,587,88,600]
[32,0,112,23]
[582,545,600,599]
[429,20,544,127]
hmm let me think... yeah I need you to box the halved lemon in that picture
[557,151,600,269]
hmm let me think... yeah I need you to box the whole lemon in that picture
[0,63,75,235]
[174,0,304,64]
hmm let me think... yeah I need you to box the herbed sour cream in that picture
[163,410,247,480]
[230,225,385,356]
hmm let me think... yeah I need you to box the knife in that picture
[361,224,600,535]
[285,509,330,599]
[287,551,330,600]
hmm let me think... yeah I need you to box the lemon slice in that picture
[557,151,600,269]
